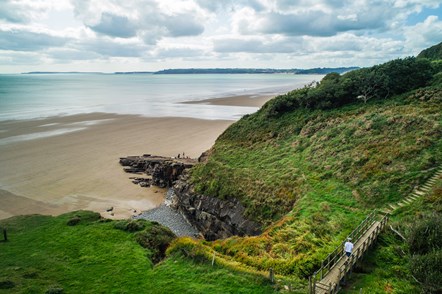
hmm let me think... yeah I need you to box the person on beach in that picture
[344,238,354,258]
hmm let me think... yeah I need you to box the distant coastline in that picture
[21,66,358,75]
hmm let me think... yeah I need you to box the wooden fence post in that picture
[2,229,6,242]
[269,268,274,283]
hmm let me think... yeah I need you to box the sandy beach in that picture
[183,94,274,107]
[0,94,273,220]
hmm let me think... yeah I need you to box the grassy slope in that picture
[188,80,441,283]
[342,176,442,293]
[0,211,275,293]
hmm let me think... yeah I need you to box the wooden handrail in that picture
[310,211,389,293]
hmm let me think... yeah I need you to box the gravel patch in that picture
[133,189,199,237]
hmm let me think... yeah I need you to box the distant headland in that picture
[22,67,358,75]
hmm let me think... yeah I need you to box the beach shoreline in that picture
[0,113,234,220]
[0,93,276,221]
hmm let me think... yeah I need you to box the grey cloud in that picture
[253,8,392,37]
[163,14,204,37]
[155,47,205,58]
[276,0,346,10]
[0,30,69,51]
[0,6,27,23]
[195,0,265,12]
[89,13,137,38]
[47,48,101,61]
[0,52,43,65]
[213,38,302,53]
[71,0,204,43]
[75,38,148,57]
[0,1,38,23]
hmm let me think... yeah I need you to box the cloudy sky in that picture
[0,0,441,73]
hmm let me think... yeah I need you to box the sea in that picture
[0,73,323,121]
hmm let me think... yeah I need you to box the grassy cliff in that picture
[186,52,442,289]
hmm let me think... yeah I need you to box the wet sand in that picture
[182,94,274,107]
[0,113,233,220]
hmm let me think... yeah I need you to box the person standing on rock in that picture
[344,238,354,258]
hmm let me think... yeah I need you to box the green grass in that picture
[341,176,442,293]
[190,86,441,278]
[0,211,276,293]
[148,255,276,294]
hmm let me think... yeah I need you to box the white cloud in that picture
[0,0,440,72]
[405,15,442,50]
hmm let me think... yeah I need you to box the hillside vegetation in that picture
[0,211,274,293]
[186,50,442,288]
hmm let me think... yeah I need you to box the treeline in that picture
[262,56,438,118]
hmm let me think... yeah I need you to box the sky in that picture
[0,0,441,73]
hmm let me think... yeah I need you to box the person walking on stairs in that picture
[344,238,354,260]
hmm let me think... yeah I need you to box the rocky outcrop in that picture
[171,171,261,241]
[120,154,262,240]
[119,154,195,188]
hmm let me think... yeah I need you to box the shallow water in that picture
[0,73,322,121]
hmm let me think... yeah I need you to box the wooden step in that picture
[414,190,426,195]
[388,204,397,210]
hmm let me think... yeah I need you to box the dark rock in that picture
[119,153,261,241]
[119,154,196,188]
[106,206,114,212]
[172,171,261,241]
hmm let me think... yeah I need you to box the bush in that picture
[135,224,176,263]
[114,220,147,232]
[45,286,64,294]
[0,280,15,289]
[408,215,442,255]
[410,251,442,293]
[262,57,434,118]
[66,217,81,226]
[408,215,442,293]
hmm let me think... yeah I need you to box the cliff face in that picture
[119,154,261,240]
[171,171,261,241]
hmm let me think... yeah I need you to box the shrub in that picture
[135,224,176,263]
[0,280,15,289]
[114,219,147,232]
[45,286,64,294]
[66,217,81,226]
[410,251,442,293]
[408,215,442,255]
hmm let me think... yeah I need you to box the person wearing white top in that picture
[344,238,354,257]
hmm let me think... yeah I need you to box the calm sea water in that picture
[0,73,322,121]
